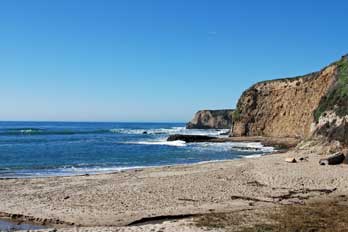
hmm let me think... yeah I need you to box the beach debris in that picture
[230,188,337,206]
[63,196,70,200]
[178,198,199,202]
[231,195,275,204]
[127,214,197,226]
[285,157,297,163]
[299,156,309,161]
[319,152,345,165]
[247,181,267,187]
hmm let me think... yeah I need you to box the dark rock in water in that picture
[167,134,217,143]
[219,130,230,136]
[319,152,345,165]
[143,131,148,134]
[186,109,234,129]
[231,146,261,151]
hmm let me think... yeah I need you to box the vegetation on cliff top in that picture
[314,55,348,121]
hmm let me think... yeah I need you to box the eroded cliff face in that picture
[231,57,343,139]
[311,56,348,146]
[187,110,234,129]
[313,111,348,146]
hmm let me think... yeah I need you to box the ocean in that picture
[0,121,273,178]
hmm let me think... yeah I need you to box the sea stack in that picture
[186,109,234,129]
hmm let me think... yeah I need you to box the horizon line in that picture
[0,120,186,124]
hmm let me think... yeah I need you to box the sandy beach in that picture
[1,140,348,231]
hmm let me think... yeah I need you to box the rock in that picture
[285,157,297,163]
[232,146,262,151]
[313,111,348,146]
[142,131,148,134]
[219,130,230,136]
[186,109,234,129]
[319,160,328,165]
[299,157,308,161]
[319,152,345,165]
[167,134,216,143]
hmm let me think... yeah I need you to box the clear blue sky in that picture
[0,0,347,122]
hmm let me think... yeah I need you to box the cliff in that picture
[186,109,234,129]
[232,55,348,147]
[312,55,348,146]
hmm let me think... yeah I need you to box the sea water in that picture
[0,122,273,178]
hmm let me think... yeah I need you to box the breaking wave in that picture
[125,140,187,147]
[109,127,229,137]
[124,139,274,153]
[0,127,228,137]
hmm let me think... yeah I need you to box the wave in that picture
[186,142,274,153]
[0,126,229,138]
[0,128,110,136]
[228,142,274,153]
[109,127,185,135]
[109,127,229,136]
[123,139,274,153]
[0,165,147,178]
[6,128,44,133]
[126,140,187,147]
[241,154,263,159]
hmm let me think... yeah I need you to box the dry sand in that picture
[1,142,348,231]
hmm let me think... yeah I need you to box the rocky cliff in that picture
[312,55,348,146]
[232,55,348,147]
[187,110,234,129]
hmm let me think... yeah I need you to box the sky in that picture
[0,0,347,122]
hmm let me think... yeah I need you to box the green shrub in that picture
[314,56,348,121]
[232,109,241,122]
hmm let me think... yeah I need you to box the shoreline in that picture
[0,152,266,180]
[1,143,348,231]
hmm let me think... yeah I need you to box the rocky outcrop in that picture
[167,134,216,142]
[231,55,348,145]
[313,111,348,146]
[186,110,234,129]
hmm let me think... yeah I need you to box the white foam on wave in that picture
[110,127,229,137]
[229,142,274,153]
[19,129,41,133]
[1,142,273,178]
[241,154,263,159]
[189,142,274,153]
[123,139,274,153]
[0,166,147,178]
[125,140,187,147]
